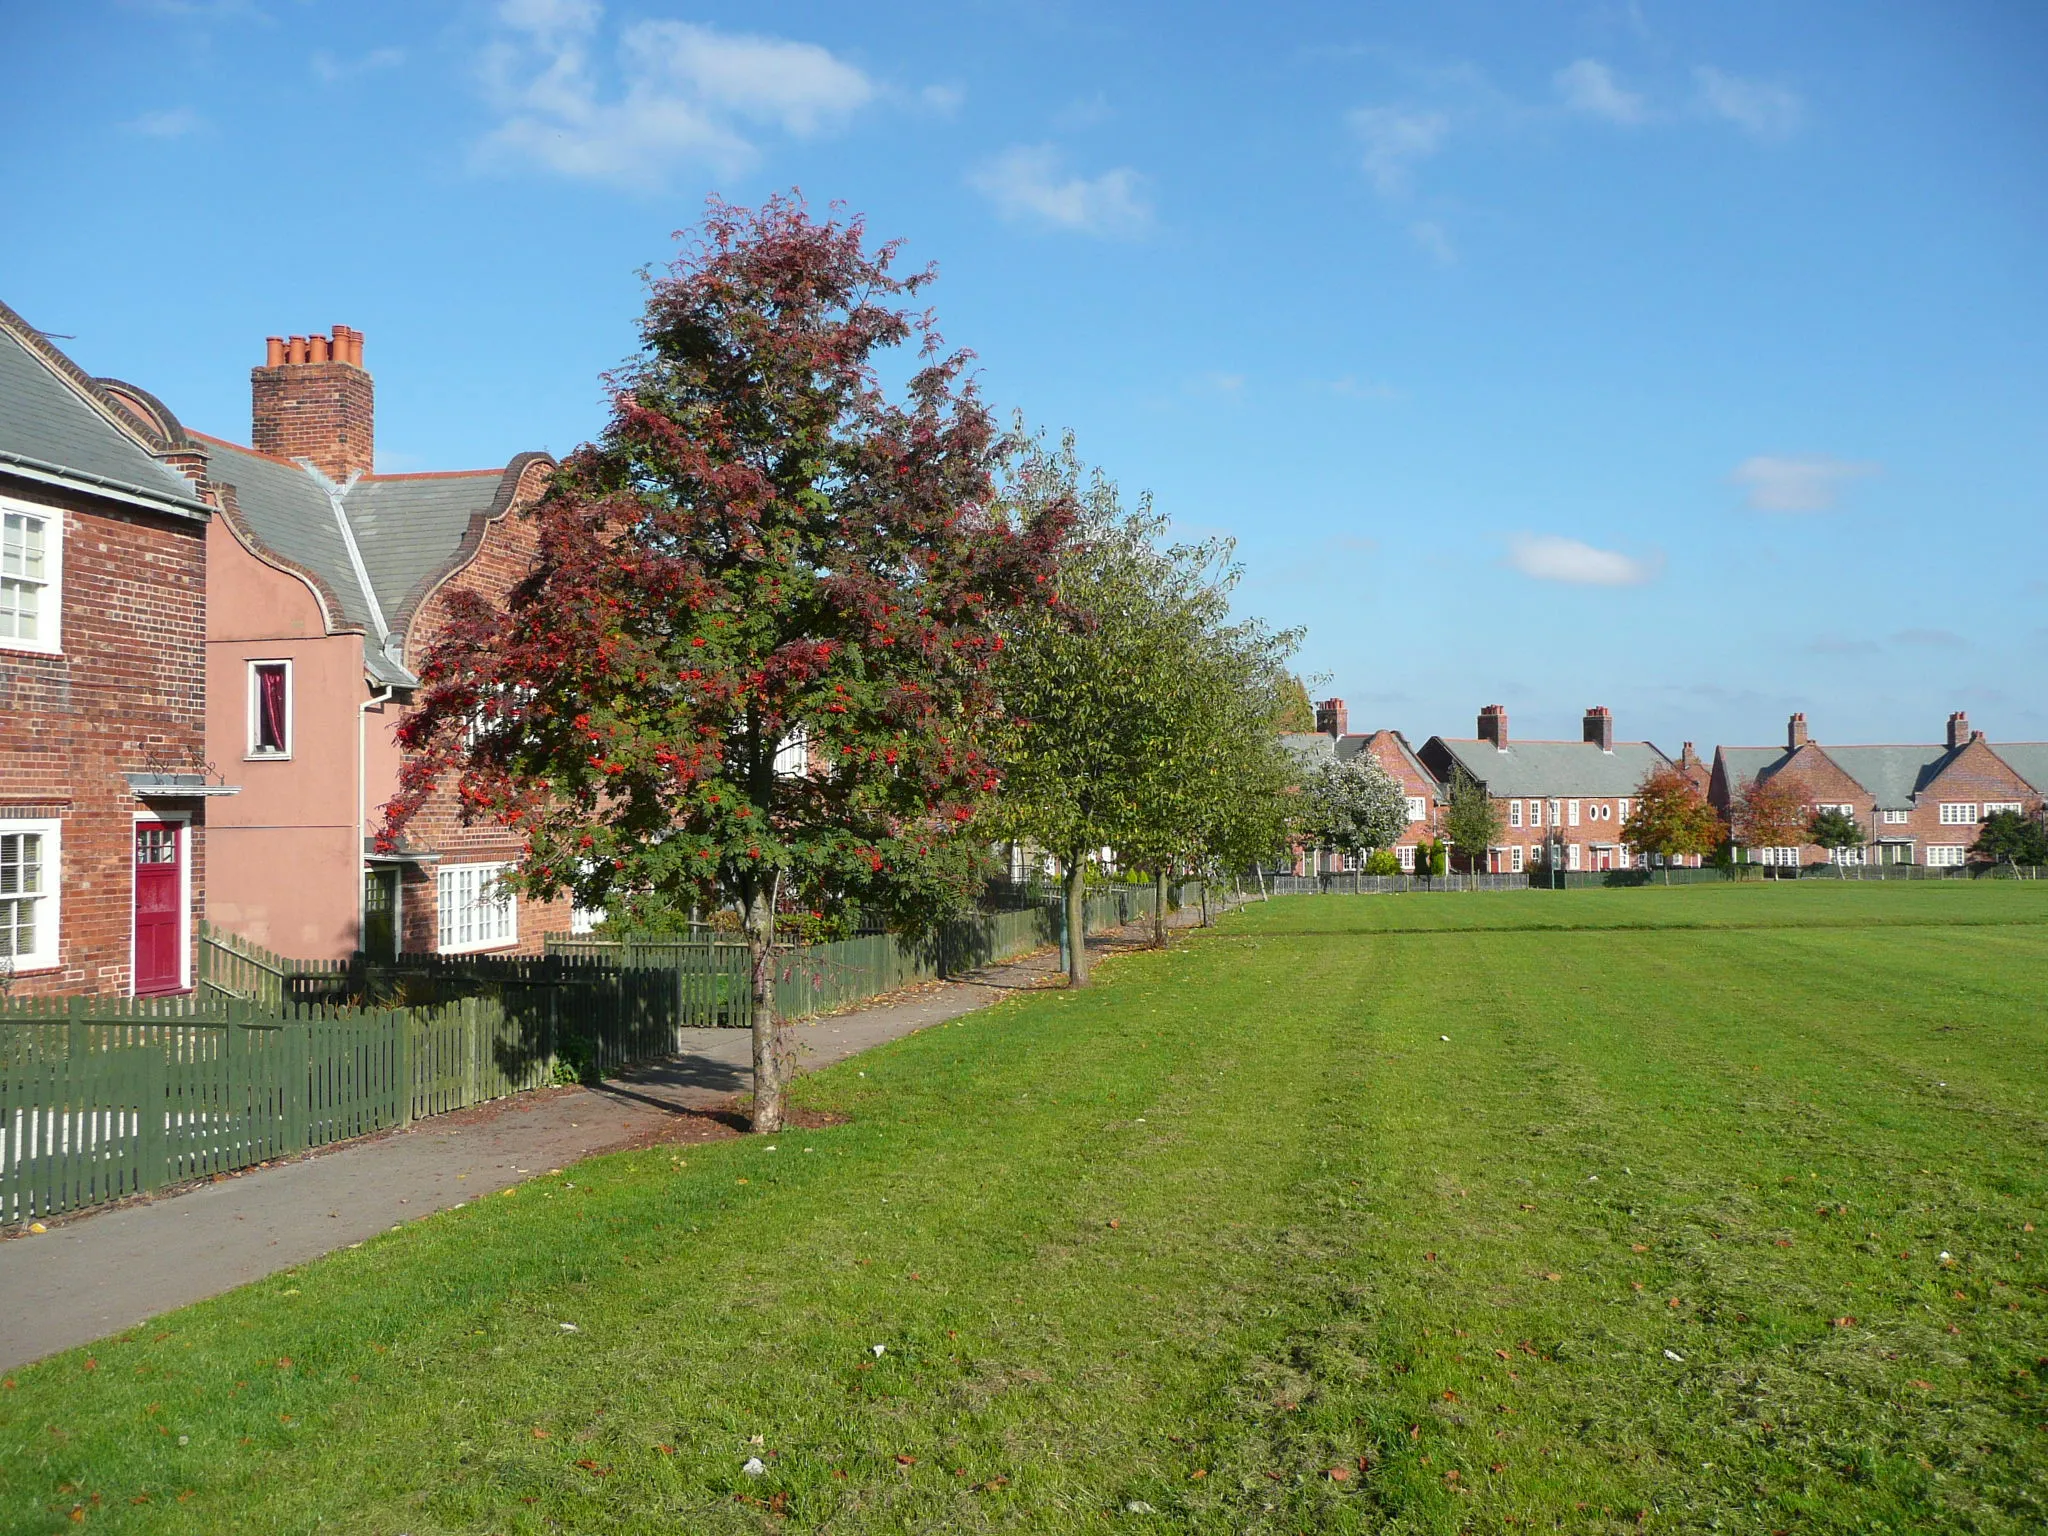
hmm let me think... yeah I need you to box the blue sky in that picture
[5,0,2044,751]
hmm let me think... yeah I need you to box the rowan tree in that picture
[1730,773,1811,876]
[382,197,1069,1131]
[1622,763,1723,882]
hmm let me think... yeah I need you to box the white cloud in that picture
[1554,59,1647,124]
[476,0,875,189]
[1348,105,1448,196]
[1732,455,1876,513]
[1408,219,1456,264]
[968,145,1152,237]
[1694,66,1802,139]
[127,107,205,138]
[313,47,405,83]
[1506,534,1661,587]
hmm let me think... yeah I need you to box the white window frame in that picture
[246,658,294,759]
[1938,803,1977,825]
[1882,809,1910,825]
[1983,801,2024,817]
[1548,800,1561,829]
[0,817,61,974]
[1925,844,1968,868]
[1508,799,1522,828]
[1510,843,1524,873]
[1566,842,1582,871]
[0,497,63,657]
[1618,799,1630,822]
[437,861,518,954]
[1567,799,1581,827]
[1405,796,1428,824]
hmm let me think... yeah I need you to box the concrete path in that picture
[0,900,1234,1370]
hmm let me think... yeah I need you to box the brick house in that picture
[1418,705,1677,874]
[0,301,229,996]
[196,325,572,958]
[1710,711,2047,868]
[1277,698,1439,872]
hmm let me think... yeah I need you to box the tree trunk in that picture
[1200,880,1210,927]
[1064,859,1090,989]
[1152,870,1167,947]
[746,888,787,1133]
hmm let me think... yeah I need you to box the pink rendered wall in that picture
[204,519,365,958]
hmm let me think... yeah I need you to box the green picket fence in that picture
[0,951,717,1225]
[0,995,410,1226]
[548,881,1216,1024]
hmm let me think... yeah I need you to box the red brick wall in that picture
[0,486,208,995]
[250,360,373,481]
[395,462,574,953]
[1877,739,2042,864]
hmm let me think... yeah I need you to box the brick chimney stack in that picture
[1787,712,1809,751]
[1477,704,1508,751]
[252,323,372,480]
[1315,698,1349,738]
[1582,705,1615,753]
[1947,711,1971,750]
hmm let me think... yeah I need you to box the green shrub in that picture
[1364,848,1401,876]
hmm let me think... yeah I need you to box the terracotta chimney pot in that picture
[264,336,286,367]
[286,335,307,365]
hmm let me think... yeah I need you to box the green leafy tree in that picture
[1807,807,1867,876]
[1363,847,1401,876]
[1622,764,1725,883]
[1441,770,1505,875]
[1973,808,2048,871]
[1297,755,1409,866]
[993,432,1296,976]
[383,199,1068,1131]
[1273,675,1315,733]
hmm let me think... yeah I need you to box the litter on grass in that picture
[1664,1349,1686,1363]
[559,1323,580,1333]
[742,1457,767,1477]
[871,1344,886,1357]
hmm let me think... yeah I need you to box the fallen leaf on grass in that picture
[1494,1349,1510,1360]
[979,1475,1008,1490]
[1630,1243,1647,1252]
[1328,1466,1350,1481]
[1491,1462,1507,1473]
[1911,1380,1933,1391]
[895,1454,917,1466]
[658,1444,675,1454]
[574,1460,611,1477]
[531,1429,550,1440]
[1543,1272,1561,1282]
[1833,1317,1857,1328]
[1668,1298,1682,1309]
[1189,1469,1206,1479]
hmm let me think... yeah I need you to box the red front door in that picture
[134,822,184,995]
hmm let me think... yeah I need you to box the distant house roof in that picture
[0,303,209,517]
[194,432,549,682]
[1280,729,1439,795]
[1717,740,2048,808]
[1427,738,1670,798]
[1995,744,2048,796]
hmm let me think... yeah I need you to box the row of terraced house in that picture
[1,303,578,997]
[1283,700,2048,875]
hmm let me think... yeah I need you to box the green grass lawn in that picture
[5,882,2045,1533]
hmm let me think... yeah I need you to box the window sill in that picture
[243,752,294,763]
[0,642,63,659]
[437,939,520,957]
[3,958,59,975]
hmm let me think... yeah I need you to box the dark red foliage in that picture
[381,197,1071,929]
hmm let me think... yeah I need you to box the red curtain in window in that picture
[258,665,287,751]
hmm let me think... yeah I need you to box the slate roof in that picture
[1429,738,1671,798]
[1993,745,2048,796]
[194,433,546,680]
[1280,730,1439,794]
[1718,741,2048,807]
[0,309,208,515]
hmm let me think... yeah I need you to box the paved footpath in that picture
[0,902,1235,1371]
